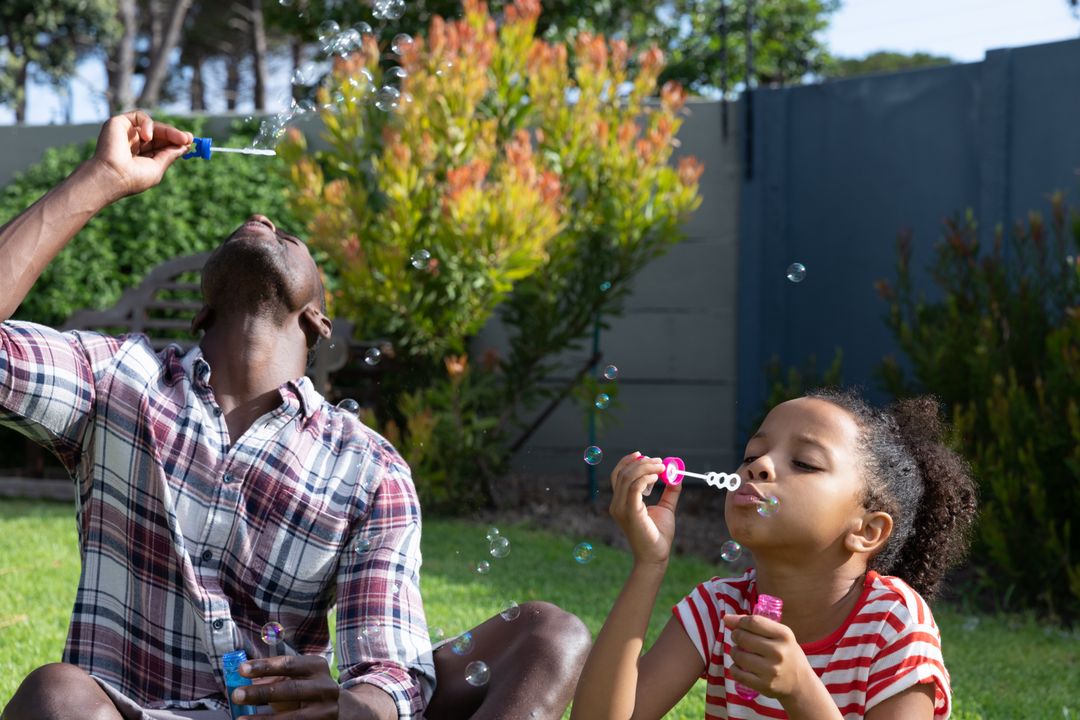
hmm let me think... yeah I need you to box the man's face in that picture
[200,215,322,322]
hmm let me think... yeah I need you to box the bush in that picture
[280,0,703,512]
[877,195,1080,622]
[0,116,300,326]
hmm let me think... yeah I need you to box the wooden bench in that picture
[3,251,392,484]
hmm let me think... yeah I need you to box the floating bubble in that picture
[573,542,595,564]
[278,0,292,6]
[720,540,742,562]
[451,631,474,655]
[375,85,401,112]
[294,98,317,115]
[410,249,431,269]
[354,536,372,553]
[337,398,361,414]
[786,262,807,283]
[602,364,618,381]
[332,28,363,56]
[373,0,406,20]
[583,446,603,465]
[435,60,453,77]
[500,601,520,622]
[485,526,500,541]
[385,66,408,82]
[431,627,446,642]
[260,621,284,645]
[757,495,780,518]
[364,348,382,366]
[291,67,310,87]
[317,20,341,45]
[475,560,491,575]
[489,536,510,559]
[358,624,382,645]
[345,73,374,102]
[594,393,610,410]
[391,33,414,55]
[465,660,490,687]
[599,280,612,292]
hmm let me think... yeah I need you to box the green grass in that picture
[1,499,1077,718]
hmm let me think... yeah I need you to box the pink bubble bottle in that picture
[734,594,784,701]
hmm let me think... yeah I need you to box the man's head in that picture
[193,215,331,354]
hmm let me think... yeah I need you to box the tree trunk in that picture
[138,0,196,108]
[225,60,240,111]
[14,57,27,124]
[106,0,137,111]
[190,57,206,111]
[249,0,268,111]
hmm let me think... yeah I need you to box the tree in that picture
[0,0,118,122]
[823,50,954,80]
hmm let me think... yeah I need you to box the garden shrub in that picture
[280,0,703,512]
[877,195,1080,622]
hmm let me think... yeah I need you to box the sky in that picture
[3,0,1079,125]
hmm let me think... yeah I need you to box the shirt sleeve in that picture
[672,578,724,669]
[0,321,122,474]
[866,611,951,717]
[335,446,435,720]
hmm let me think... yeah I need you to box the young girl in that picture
[571,389,978,719]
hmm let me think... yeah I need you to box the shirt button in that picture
[212,619,224,631]
[223,473,234,484]
[201,550,213,562]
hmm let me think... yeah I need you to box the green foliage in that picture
[877,195,1080,621]
[747,348,843,436]
[0,116,299,326]
[280,1,702,511]
[823,51,954,80]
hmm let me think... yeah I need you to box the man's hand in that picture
[231,655,339,718]
[90,111,193,202]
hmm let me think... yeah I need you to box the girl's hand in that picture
[723,613,817,704]
[609,452,681,567]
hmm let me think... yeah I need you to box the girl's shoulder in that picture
[694,569,757,613]
[862,571,941,632]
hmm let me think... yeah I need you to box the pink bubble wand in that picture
[658,456,741,492]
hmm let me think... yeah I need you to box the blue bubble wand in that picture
[183,137,277,160]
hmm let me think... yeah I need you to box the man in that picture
[0,112,590,720]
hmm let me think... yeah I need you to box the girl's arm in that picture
[570,454,705,720]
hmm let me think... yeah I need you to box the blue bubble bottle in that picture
[222,649,257,718]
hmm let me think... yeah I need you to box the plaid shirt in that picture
[0,321,435,717]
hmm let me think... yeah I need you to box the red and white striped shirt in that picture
[673,569,951,719]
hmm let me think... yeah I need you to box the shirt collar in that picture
[182,346,324,420]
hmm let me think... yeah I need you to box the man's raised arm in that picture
[0,111,193,321]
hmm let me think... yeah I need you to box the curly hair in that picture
[807,388,979,600]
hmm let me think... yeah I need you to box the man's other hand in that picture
[231,654,339,718]
[91,111,194,201]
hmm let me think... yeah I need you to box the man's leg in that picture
[426,601,591,720]
[2,663,123,720]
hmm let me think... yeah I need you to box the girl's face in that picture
[725,397,878,562]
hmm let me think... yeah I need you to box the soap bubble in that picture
[291,67,310,87]
[431,627,446,642]
[373,0,406,20]
[391,33,414,55]
[332,28,362,56]
[435,60,453,77]
[354,536,372,553]
[485,526,500,541]
[757,495,780,518]
[583,446,603,465]
[260,621,284,645]
[385,66,408,82]
[594,393,610,410]
[294,98,317,115]
[786,262,807,283]
[375,85,401,112]
[364,348,382,366]
[465,661,490,687]
[599,280,612,292]
[358,624,382,645]
[345,72,374,101]
[602,364,618,380]
[451,631,474,655]
[410,249,431,269]
[573,542,595,564]
[720,540,742,562]
[317,20,340,45]
[500,601,520,622]
[353,21,374,38]
[278,0,292,6]
[475,560,491,575]
[489,536,510,558]
[337,398,361,414]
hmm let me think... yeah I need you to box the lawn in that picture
[1,499,1076,718]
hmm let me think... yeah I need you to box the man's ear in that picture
[191,306,212,335]
[844,511,894,555]
[300,304,333,346]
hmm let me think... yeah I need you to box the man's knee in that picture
[514,601,592,671]
[2,663,120,720]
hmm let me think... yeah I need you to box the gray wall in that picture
[493,99,743,481]
[737,37,1080,442]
